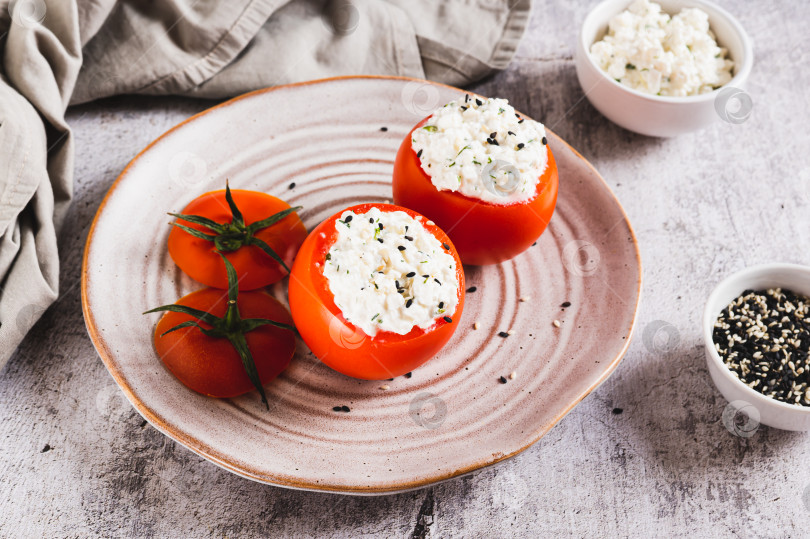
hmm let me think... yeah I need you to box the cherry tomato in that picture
[288,203,465,380]
[153,288,295,398]
[392,119,558,266]
[168,188,307,290]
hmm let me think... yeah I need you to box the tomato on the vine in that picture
[168,183,307,290]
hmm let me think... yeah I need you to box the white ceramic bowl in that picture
[575,0,753,137]
[703,264,810,431]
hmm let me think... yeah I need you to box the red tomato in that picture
[168,189,307,290]
[392,119,559,265]
[288,203,465,380]
[154,288,295,398]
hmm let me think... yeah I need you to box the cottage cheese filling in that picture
[323,207,459,337]
[411,97,548,205]
[589,0,734,96]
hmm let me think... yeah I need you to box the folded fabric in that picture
[0,0,531,370]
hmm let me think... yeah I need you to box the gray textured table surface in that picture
[3,1,810,537]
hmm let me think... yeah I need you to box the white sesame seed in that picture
[507,329,515,335]
[380,385,390,390]
[474,321,480,330]
[520,296,531,302]
[509,371,517,380]
[426,220,435,226]
[552,320,561,328]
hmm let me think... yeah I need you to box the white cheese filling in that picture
[411,97,548,205]
[323,207,459,337]
[589,0,734,97]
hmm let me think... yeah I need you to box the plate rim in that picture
[81,75,643,494]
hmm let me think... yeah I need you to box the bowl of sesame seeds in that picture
[704,263,810,431]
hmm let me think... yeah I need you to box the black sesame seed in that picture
[404,236,414,241]
[498,331,509,338]
[434,279,441,285]
[562,301,571,308]
[344,215,353,223]
[398,245,406,251]
[612,408,623,415]
[465,94,470,103]
[475,98,483,106]
[508,131,516,136]
[460,105,468,111]
[490,132,497,139]
[518,118,524,124]
[332,406,342,412]
[713,287,810,406]
[341,405,350,412]
[395,280,400,288]
[442,243,450,250]
[377,238,384,243]
[406,272,416,277]
[406,299,413,308]
[422,274,429,279]
[405,372,413,378]
[542,136,548,145]
[378,223,384,230]
[516,143,524,149]
[466,286,477,293]
[369,218,374,223]
[443,316,452,323]
[380,127,388,132]
[288,182,296,189]
[499,376,508,384]
[416,149,423,158]
[438,301,444,308]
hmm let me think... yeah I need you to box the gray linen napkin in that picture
[0,0,531,369]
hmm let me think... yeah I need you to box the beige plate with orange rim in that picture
[82,76,642,495]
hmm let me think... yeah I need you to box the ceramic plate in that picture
[82,76,641,494]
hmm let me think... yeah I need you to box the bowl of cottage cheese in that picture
[575,0,752,137]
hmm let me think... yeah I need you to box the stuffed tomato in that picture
[393,96,558,266]
[288,203,464,380]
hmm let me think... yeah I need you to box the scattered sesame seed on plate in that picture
[520,296,530,302]
[507,329,515,335]
[553,320,561,328]
[509,371,517,380]
[474,321,480,330]
[380,385,390,390]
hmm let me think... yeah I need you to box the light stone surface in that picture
[3,1,810,537]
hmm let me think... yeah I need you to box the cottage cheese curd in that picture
[411,97,548,205]
[590,0,734,96]
[323,207,459,337]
